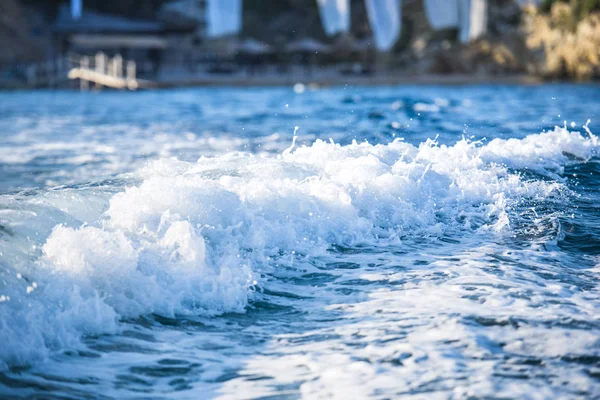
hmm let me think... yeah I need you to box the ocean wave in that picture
[0,125,597,370]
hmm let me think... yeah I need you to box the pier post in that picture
[95,52,105,90]
[25,65,37,87]
[114,54,123,79]
[80,56,89,91]
[126,60,138,90]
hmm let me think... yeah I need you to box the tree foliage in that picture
[540,0,600,20]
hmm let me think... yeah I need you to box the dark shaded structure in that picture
[53,5,195,75]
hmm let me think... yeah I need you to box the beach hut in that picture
[333,36,375,75]
[236,38,273,74]
[54,5,175,73]
[285,38,330,75]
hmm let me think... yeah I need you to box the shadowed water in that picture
[0,84,599,399]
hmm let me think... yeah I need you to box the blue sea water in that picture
[0,84,599,399]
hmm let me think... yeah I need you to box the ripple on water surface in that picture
[0,85,599,399]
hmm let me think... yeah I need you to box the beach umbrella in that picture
[236,38,273,55]
[285,38,330,53]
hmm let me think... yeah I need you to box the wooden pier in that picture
[24,52,153,90]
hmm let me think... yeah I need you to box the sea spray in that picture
[0,125,597,371]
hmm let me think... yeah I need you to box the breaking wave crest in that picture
[0,125,597,370]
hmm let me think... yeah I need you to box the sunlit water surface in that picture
[0,85,599,399]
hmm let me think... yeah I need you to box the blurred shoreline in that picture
[0,73,544,91]
[152,73,543,88]
[2,1,600,90]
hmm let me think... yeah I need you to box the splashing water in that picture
[0,86,599,398]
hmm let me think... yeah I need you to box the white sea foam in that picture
[0,126,597,370]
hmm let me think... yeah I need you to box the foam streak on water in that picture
[0,87,599,398]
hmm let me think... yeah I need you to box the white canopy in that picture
[364,0,402,51]
[207,0,242,37]
[71,0,82,20]
[317,0,350,37]
[424,0,487,44]
[424,0,459,30]
[458,0,487,44]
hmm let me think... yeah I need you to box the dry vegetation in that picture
[524,1,600,79]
